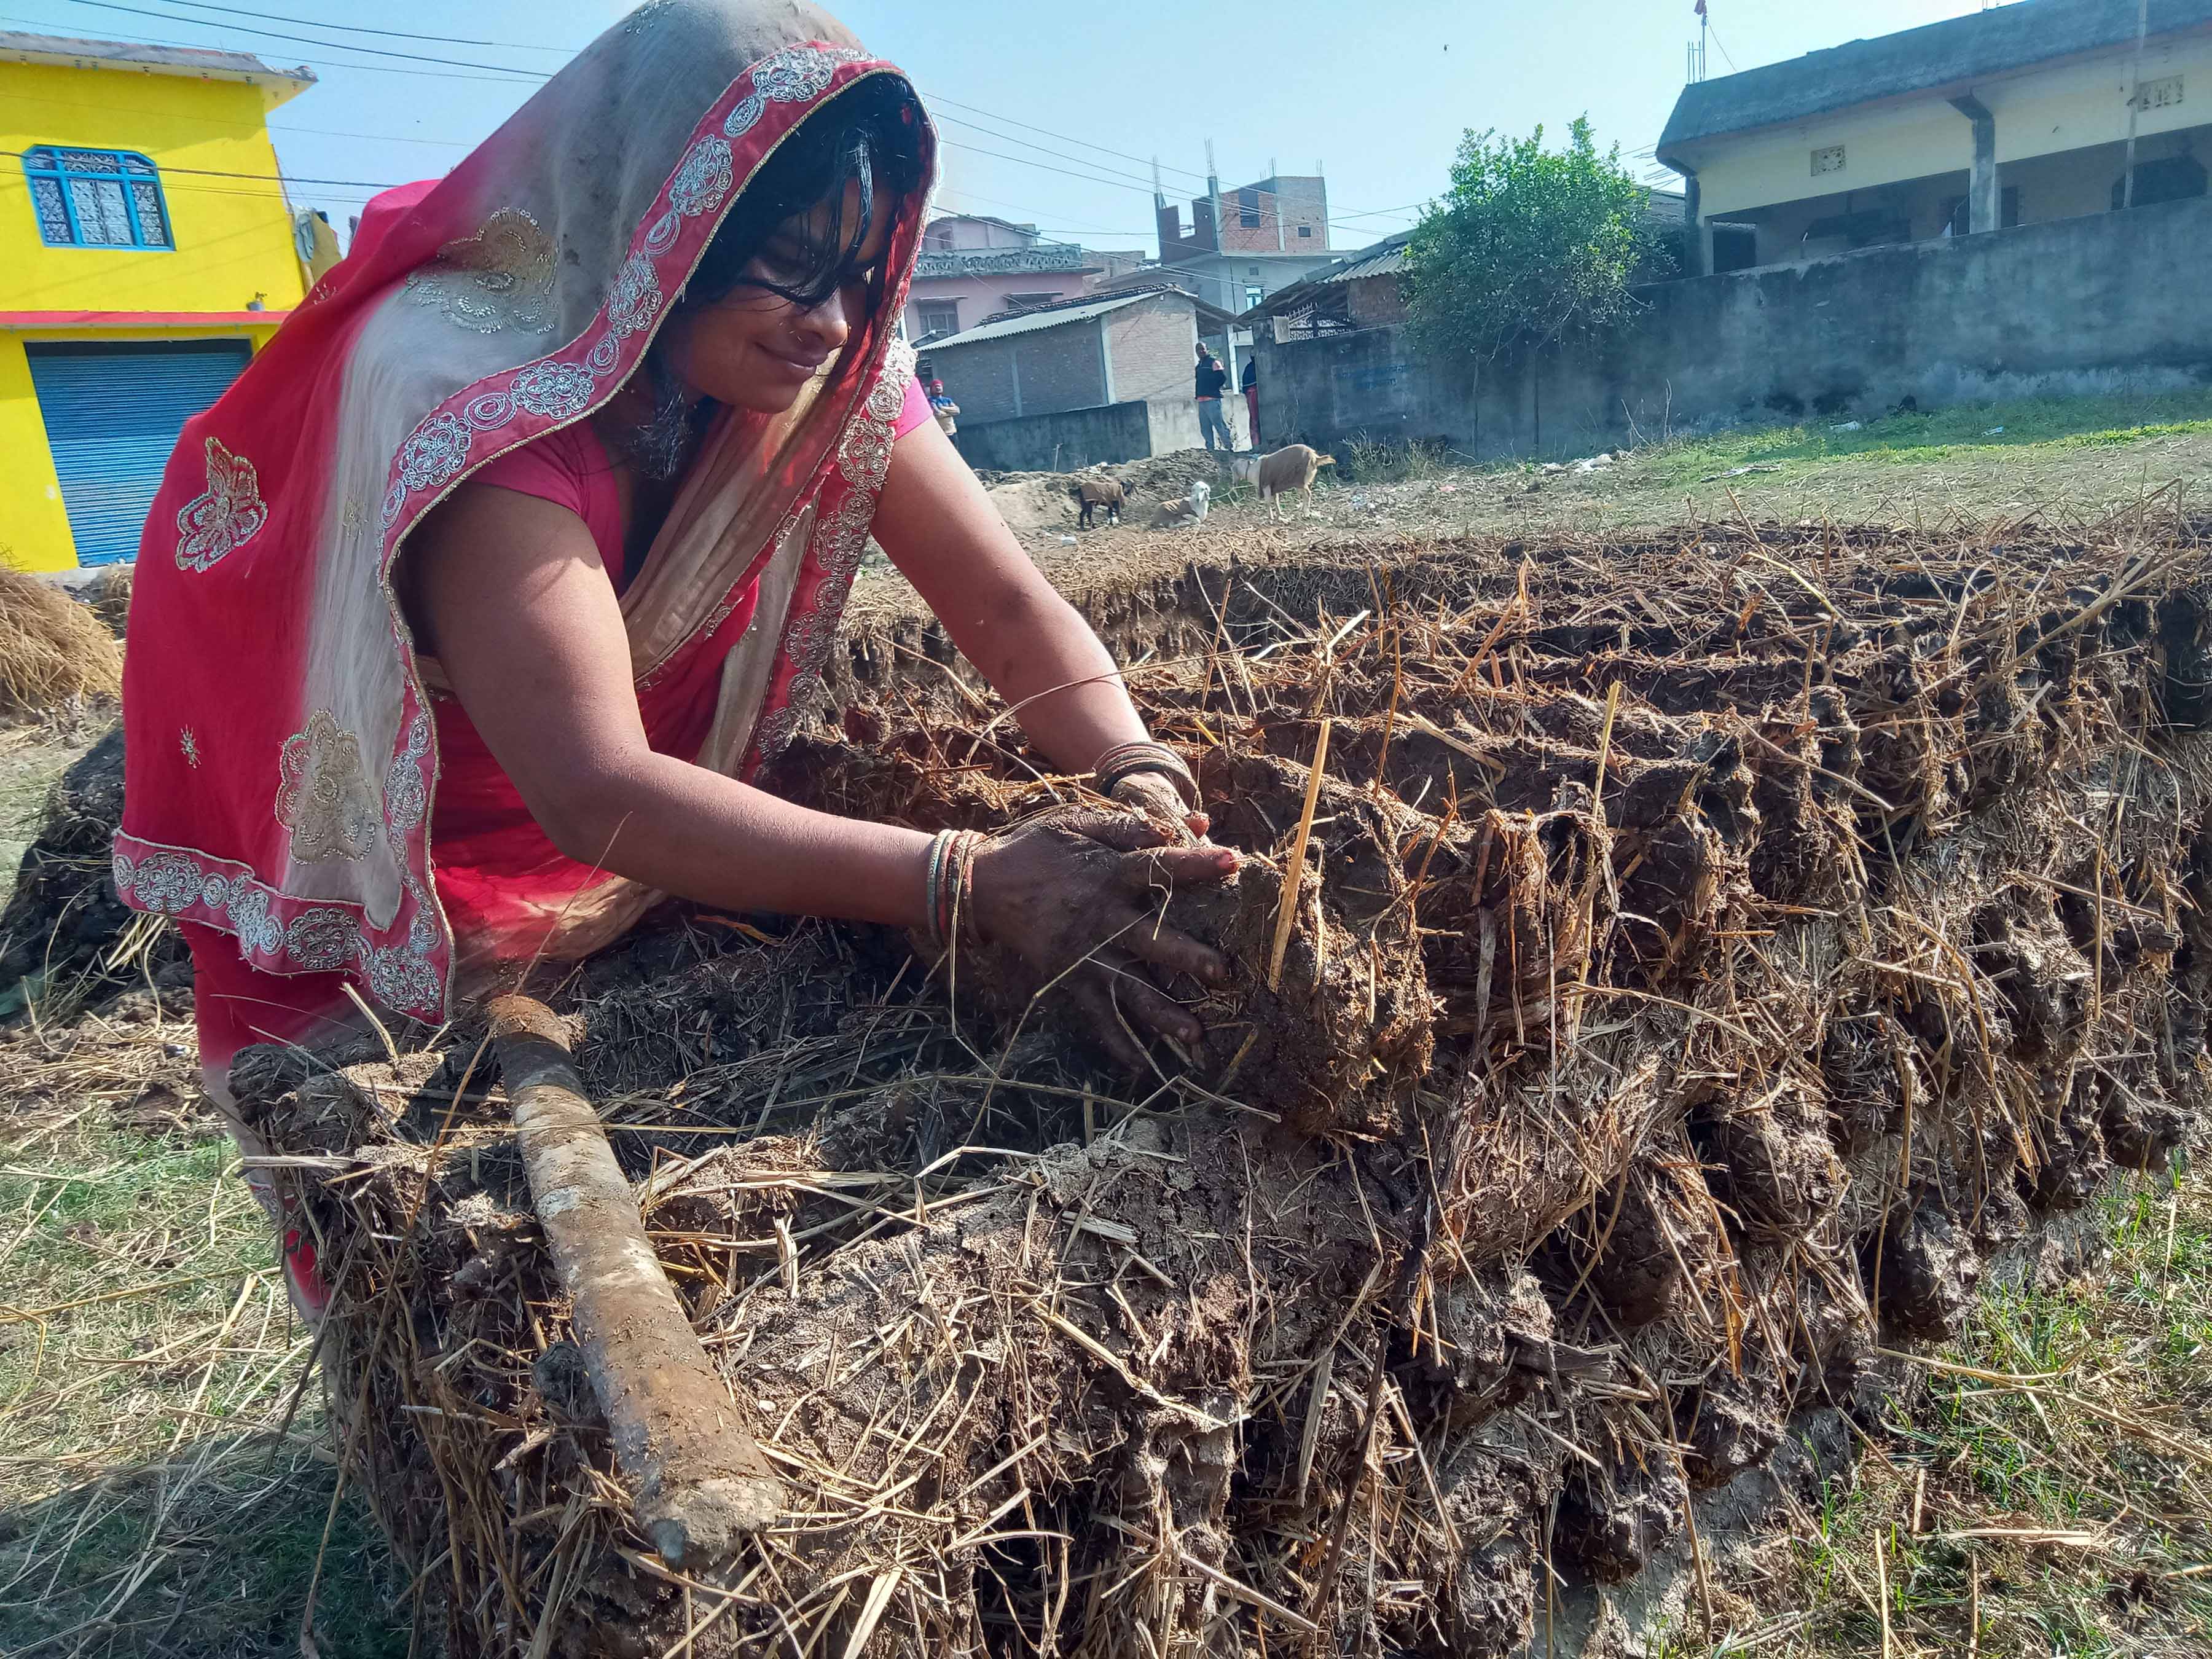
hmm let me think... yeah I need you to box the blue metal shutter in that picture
[26,342,251,567]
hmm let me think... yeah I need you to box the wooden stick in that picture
[1591,681,1622,826]
[490,994,783,1569]
[1873,1528,1893,1659]
[1268,716,1332,991]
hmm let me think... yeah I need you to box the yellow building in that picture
[1660,0,2212,275]
[1,30,315,571]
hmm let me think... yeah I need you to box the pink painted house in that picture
[904,214,1146,345]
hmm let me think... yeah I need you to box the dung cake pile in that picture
[234,517,2212,1656]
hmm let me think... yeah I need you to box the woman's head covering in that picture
[116,0,932,1024]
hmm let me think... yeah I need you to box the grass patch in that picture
[1337,434,1450,484]
[1634,388,2212,492]
[1650,1163,2212,1657]
[0,1026,408,1658]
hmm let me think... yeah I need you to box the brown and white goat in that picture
[1224,444,1335,520]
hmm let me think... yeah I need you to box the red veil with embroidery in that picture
[114,0,932,1067]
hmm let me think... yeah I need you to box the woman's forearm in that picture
[940,580,1150,774]
[872,422,1155,774]
[546,752,935,929]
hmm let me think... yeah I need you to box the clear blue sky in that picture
[8,0,1991,253]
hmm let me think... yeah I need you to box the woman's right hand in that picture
[965,807,1240,1072]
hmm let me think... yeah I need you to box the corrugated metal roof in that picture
[0,28,315,89]
[1659,0,2212,154]
[1324,240,1410,285]
[922,290,1171,350]
[913,245,1094,280]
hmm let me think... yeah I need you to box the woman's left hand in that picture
[1108,771,1210,844]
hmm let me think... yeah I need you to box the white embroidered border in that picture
[371,47,874,536]
[746,340,914,767]
[112,837,443,1018]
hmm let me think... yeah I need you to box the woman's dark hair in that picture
[685,74,927,311]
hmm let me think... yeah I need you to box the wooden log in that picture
[488,994,783,1567]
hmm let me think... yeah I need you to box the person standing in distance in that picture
[928,378,959,437]
[1194,344,1233,452]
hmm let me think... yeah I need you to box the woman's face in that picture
[659,179,892,415]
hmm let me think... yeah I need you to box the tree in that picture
[1402,118,1666,450]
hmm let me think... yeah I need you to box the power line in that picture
[936,136,1176,200]
[4,8,547,81]
[1330,200,1426,224]
[1,146,402,187]
[60,0,1229,192]
[942,135,1421,237]
[270,121,466,148]
[924,92,1214,189]
[23,0,1422,231]
[927,187,1155,242]
[933,113,1170,196]
[5,81,474,145]
[144,0,571,51]
[53,0,546,74]
[45,0,1231,194]
[46,0,1421,217]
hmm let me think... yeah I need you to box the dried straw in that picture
[0,567,120,718]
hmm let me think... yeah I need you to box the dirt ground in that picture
[0,723,94,912]
[849,390,2212,640]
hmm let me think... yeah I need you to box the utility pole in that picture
[1206,138,1225,312]
[2123,0,2149,208]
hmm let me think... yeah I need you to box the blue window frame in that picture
[22,147,173,249]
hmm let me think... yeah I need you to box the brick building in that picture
[904,213,1146,343]
[1153,171,1341,318]
[1250,232,1414,339]
[919,286,1233,426]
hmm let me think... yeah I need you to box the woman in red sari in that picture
[117,0,1234,1309]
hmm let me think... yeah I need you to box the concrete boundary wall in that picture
[1252,196,2212,460]
[952,399,1156,474]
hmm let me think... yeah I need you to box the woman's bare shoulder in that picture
[399,434,618,653]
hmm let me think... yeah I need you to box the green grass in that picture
[1634,388,2212,491]
[1645,1164,2212,1657]
[1166,383,2212,557]
[0,1052,409,1658]
[1338,434,1451,484]
[0,713,406,1658]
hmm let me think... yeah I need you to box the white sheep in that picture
[1148,477,1211,530]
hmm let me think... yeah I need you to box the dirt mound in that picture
[82,565,132,639]
[186,524,2212,1653]
[0,725,187,1018]
[0,567,121,718]
[984,449,1227,535]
